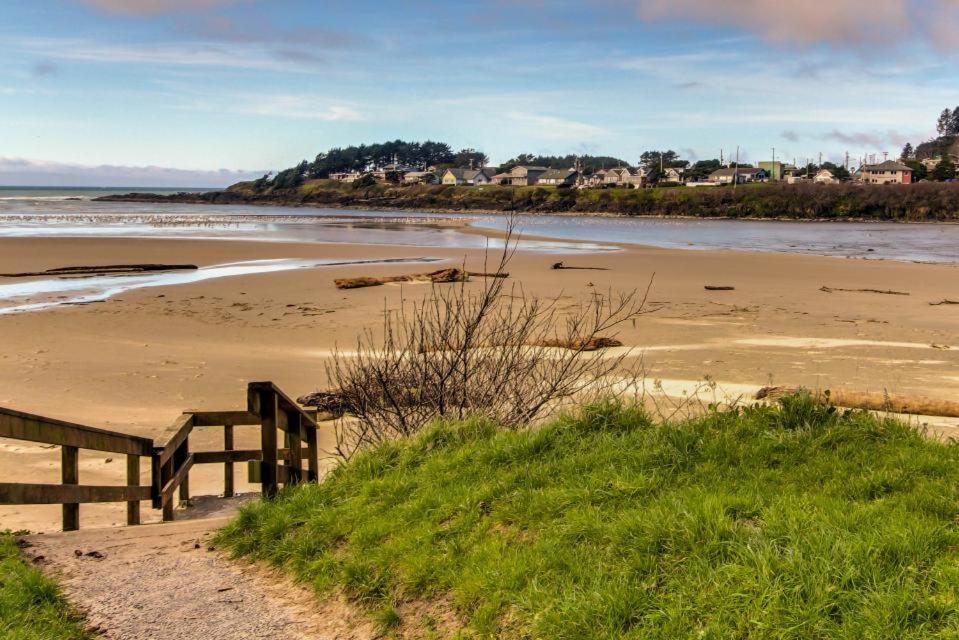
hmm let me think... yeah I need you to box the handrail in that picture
[0,382,324,531]
[0,407,153,456]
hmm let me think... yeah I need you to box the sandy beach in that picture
[2,227,958,531]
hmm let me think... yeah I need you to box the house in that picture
[503,166,549,186]
[602,167,645,187]
[708,167,768,184]
[537,168,579,186]
[403,171,439,185]
[372,163,415,182]
[441,168,496,186]
[921,157,942,171]
[758,161,784,181]
[330,171,363,183]
[661,167,685,184]
[859,160,912,184]
[813,169,839,184]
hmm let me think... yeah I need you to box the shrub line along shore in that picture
[96,180,959,223]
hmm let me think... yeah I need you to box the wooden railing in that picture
[0,382,320,531]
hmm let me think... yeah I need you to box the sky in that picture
[2,0,958,186]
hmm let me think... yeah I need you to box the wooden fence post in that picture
[223,423,234,498]
[288,411,302,484]
[306,424,319,483]
[126,454,140,526]
[61,445,79,531]
[259,389,279,498]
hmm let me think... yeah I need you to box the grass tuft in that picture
[0,532,91,640]
[218,397,959,638]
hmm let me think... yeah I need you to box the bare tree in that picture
[325,220,653,459]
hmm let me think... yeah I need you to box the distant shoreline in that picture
[94,181,959,224]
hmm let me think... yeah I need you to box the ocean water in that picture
[0,187,956,263]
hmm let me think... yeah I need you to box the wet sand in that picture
[1,233,958,531]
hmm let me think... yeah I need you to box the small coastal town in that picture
[324,139,959,190]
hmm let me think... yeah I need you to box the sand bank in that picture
[1,233,957,530]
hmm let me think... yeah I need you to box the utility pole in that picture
[772,147,776,181]
[733,145,740,190]
[720,148,724,166]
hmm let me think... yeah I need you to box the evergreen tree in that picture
[951,107,959,136]
[904,160,927,181]
[933,157,956,181]
[900,142,913,160]
[937,108,953,136]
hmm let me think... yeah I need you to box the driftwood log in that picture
[704,285,735,291]
[334,268,508,290]
[756,386,959,419]
[930,299,959,306]
[0,264,198,278]
[820,286,909,296]
[550,261,609,271]
[537,337,623,351]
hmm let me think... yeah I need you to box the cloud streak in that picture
[507,112,609,139]
[0,157,262,188]
[627,0,959,50]
[79,0,249,16]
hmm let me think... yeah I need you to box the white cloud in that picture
[237,96,364,121]
[9,37,320,72]
[506,112,609,139]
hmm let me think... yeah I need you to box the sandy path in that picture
[22,513,354,640]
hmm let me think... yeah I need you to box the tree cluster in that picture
[936,107,959,137]
[496,154,630,174]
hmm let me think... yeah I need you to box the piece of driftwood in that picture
[704,285,735,291]
[334,268,508,290]
[0,264,198,278]
[296,391,351,419]
[930,299,959,306]
[537,336,623,351]
[755,386,959,419]
[550,261,609,271]
[820,286,909,296]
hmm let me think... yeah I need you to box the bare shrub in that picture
[326,221,653,459]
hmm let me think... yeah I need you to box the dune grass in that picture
[218,396,959,638]
[0,533,91,640]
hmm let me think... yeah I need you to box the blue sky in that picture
[2,0,958,186]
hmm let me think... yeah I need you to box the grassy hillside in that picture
[106,180,959,220]
[0,533,91,640]
[220,180,959,221]
[218,397,959,639]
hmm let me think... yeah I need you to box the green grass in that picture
[0,533,91,640]
[218,397,959,638]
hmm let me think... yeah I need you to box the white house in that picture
[708,167,768,184]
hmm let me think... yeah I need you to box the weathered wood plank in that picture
[0,407,152,455]
[306,424,319,483]
[192,447,310,465]
[223,423,235,498]
[189,411,259,427]
[0,482,151,505]
[126,454,140,526]
[258,389,279,498]
[248,381,318,430]
[156,413,195,465]
[247,461,292,485]
[160,453,194,508]
[62,445,79,531]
